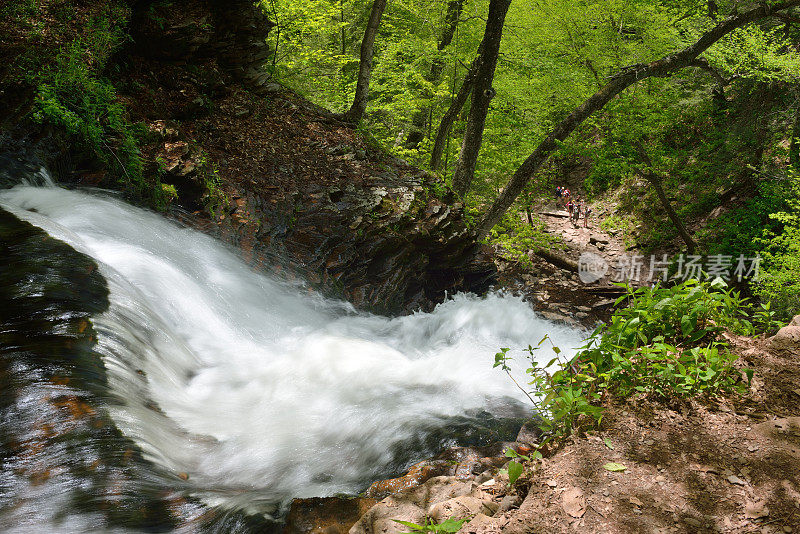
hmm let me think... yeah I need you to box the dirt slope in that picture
[466,330,800,534]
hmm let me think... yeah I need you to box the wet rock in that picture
[284,497,379,534]
[363,460,452,498]
[207,180,497,315]
[0,208,257,531]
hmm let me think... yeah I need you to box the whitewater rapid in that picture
[0,181,586,514]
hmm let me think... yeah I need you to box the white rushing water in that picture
[0,182,586,515]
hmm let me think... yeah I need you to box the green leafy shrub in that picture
[752,170,800,321]
[579,279,754,398]
[496,279,759,462]
[30,17,169,208]
[494,335,604,454]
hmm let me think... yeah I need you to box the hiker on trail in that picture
[584,205,592,228]
[555,186,562,199]
[566,199,574,219]
[572,201,581,224]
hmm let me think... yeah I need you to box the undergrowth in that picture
[495,278,781,475]
[488,210,566,266]
[19,3,170,208]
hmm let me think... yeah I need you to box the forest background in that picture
[266,0,800,319]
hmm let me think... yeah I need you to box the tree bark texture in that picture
[450,0,512,197]
[340,0,388,124]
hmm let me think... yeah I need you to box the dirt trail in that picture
[493,200,631,328]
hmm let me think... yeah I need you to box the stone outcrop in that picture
[130,0,276,92]
[349,476,497,534]
[125,1,496,314]
[194,178,497,314]
[0,206,275,532]
[768,315,800,354]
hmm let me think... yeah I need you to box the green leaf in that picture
[743,368,754,385]
[436,518,469,533]
[508,460,524,484]
[681,315,694,336]
[602,462,628,472]
[603,438,614,450]
[392,520,425,531]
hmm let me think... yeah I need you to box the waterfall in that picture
[0,180,585,527]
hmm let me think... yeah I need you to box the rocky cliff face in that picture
[194,176,497,314]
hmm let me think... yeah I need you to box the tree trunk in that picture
[791,108,800,170]
[635,143,697,253]
[404,0,464,149]
[430,56,480,170]
[648,173,697,253]
[450,0,512,197]
[476,0,800,238]
[338,0,388,124]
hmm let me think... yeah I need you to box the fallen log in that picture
[532,248,578,272]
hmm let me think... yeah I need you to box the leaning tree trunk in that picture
[404,0,464,149]
[430,56,480,170]
[635,143,697,253]
[339,0,388,124]
[475,0,800,238]
[450,0,512,198]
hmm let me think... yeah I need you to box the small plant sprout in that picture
[392,517,469,534]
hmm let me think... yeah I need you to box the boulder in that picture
[426,495,495,522]
[348,498,426,534]
[349,477,480,534]
[459,513,498,534]
[768,318,800,353]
